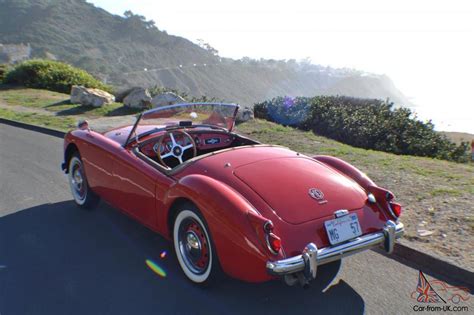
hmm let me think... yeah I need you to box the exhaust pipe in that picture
[283,272,311,288]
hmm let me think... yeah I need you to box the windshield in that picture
[126,103,239,145]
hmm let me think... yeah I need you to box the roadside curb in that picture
[374,243,473,289]
[1,118,473,288]
[0,117,66,138]
[394,243,473,288]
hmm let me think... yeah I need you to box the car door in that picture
[112,146,174,229]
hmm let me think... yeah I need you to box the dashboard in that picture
[140,131,235,158]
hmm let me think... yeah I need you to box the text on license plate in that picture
[324,213,362,245]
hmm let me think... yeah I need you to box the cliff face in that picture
[0,43,31,63]
[0,0,411,106]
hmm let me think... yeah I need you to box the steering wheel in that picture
[156,130,197,167]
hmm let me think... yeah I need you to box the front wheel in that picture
[173,205,220,285]
[68,152,100,209]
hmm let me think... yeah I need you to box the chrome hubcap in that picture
[178,219,210,274]
[186,231,201,250]
[69,158,87,203]
[72,169,83,191]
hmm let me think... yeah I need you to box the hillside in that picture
[0,0,411,106]
[441,131,474,145]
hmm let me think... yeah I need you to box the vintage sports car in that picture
[62,103,404,286]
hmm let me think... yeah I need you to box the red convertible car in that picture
[62,103,404,286]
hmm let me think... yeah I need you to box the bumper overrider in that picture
[266,220,404,284]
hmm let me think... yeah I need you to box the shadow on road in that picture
[0,201,365,315]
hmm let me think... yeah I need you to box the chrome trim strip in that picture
[266,220,404,277]
[265,234,279,255]
[383,202,398,221]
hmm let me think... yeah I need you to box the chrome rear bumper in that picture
[266,220,404,279]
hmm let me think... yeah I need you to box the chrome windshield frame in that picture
[123,102,239,148]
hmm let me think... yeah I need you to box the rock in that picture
[151,92,185,108]
[236,106,254,123]
[123,87,152,109]
[70,85,114,107]
[417,229,434,237]
[115,86,140,102]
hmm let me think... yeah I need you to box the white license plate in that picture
[324,213,362,245]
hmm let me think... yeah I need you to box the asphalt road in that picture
[0,123,472,315]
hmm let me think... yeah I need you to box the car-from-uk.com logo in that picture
[411,271,470,312]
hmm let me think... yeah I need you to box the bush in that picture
[4,59,112,94]
[0,64,10,83]
[254,96,469,162]
[149,85,187,98]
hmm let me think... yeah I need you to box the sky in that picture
[90,0,474,133]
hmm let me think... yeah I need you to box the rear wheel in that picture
[173,205,220,285]
[68,152,100,209]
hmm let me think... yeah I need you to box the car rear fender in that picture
[313,155,375,190]
[163,174,278,282]
[314,156,399,221]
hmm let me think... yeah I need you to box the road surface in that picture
[0,123,472,315]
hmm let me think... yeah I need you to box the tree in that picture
[196,39,219,56]
[122,10,157,31]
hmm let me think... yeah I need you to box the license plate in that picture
[324,213,362,245]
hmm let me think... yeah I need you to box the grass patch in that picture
[51,102,141,117]
[466,216,474,231]
[430,188,463,197]
[0,107,75,131]
[0,88,68,108]
[0,87,141,117]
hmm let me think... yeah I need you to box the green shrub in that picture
[148,85,187,98]
[254,96,469,162]
[0,64,10,83]
[4,59,112,94]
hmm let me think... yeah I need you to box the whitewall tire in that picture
[173,208,216,284]
[68,153,99,209]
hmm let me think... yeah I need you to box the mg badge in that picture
[309,188,327,204]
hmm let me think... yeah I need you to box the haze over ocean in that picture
[90,0,474,133]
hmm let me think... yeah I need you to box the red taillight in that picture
[247,213,283,255]
[389,202,402,217]
[268,233,282,253]
[263,220,281,254]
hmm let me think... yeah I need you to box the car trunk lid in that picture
[234,157,367,224]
